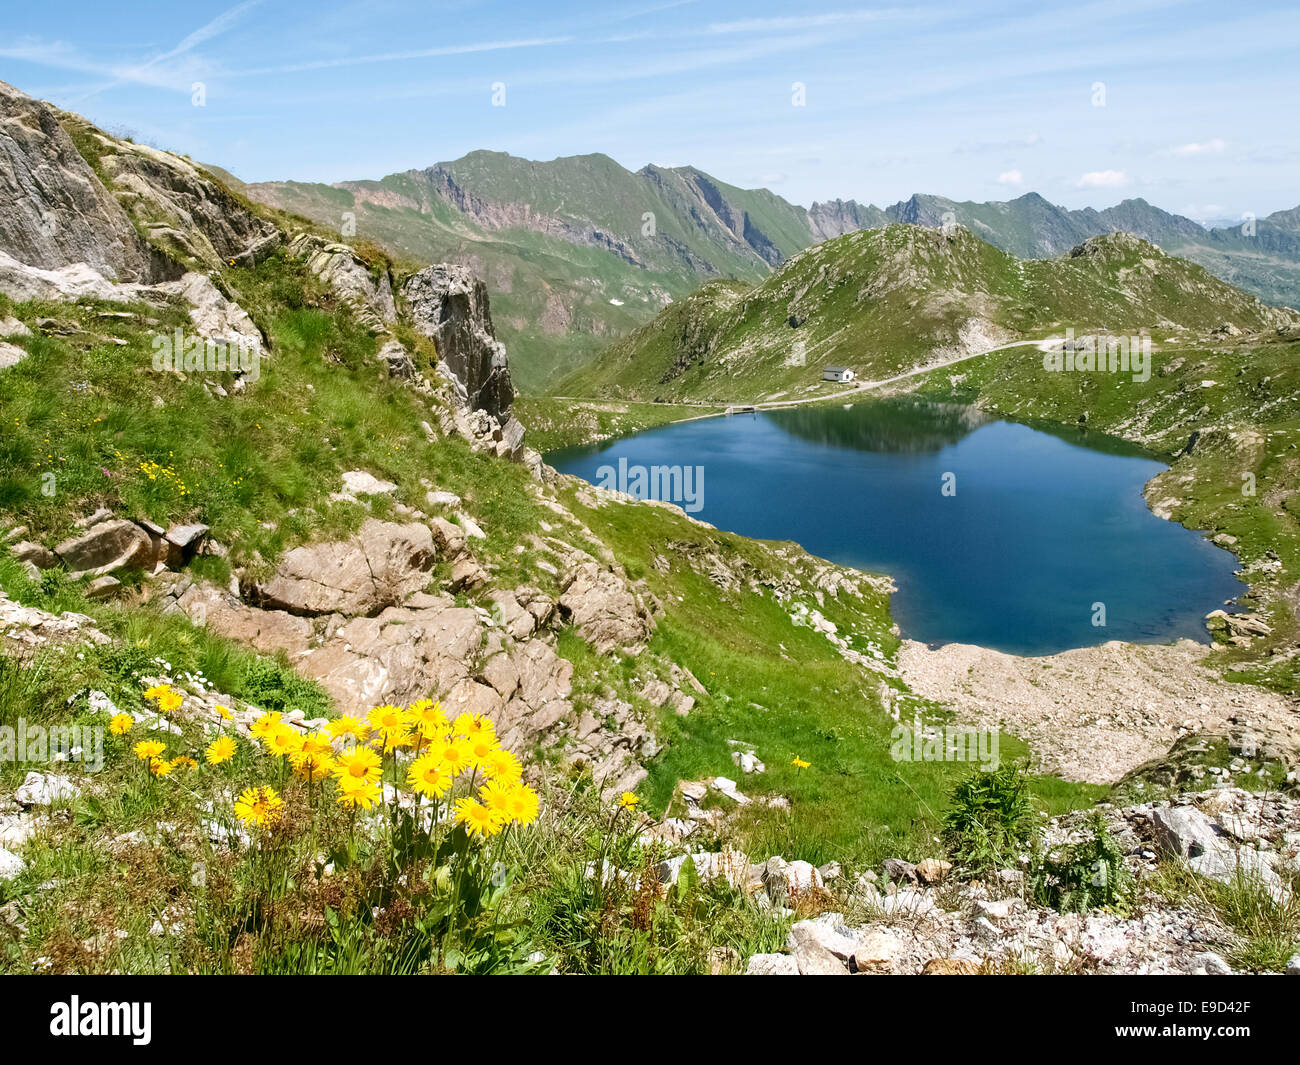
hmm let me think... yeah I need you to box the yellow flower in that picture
[454,797,503,837]
[326,715,371,743]
[479,779,514,818]
[149,757,173,777]
[501,783,539,826]
[265,724,304,759]
[335,775,381,810]
[234,786,284,826]
[791,756,811,769]
[427,734,473,776]
[205,735,237,765]
[300,732,334,759]
[367,703,409,736]
[408,698,448,740]
[367,704,413,751]
[452,712,495,741]
[333,744,382,783]
[133,740,166,761]
[143,684,172,700]
[408,753,452,797]
[213,704,234,721]
[156,690,183,714]
[617,792,639,810]
[465,732,499,770]
[292,749,335,782]
[172,756,198,771]
[482,746,522,783]
[109,713,134,736]
[250,712,282,742]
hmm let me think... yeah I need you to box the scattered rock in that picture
[746,953,800,976]
[15,771,81,807]
[915,858,953,885]
[0,848,24,882]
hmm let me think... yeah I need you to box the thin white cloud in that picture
[707,8,921,34]
[236,36,574,77]
[1077,169,1129,188]
[1172,137,1226,156]
[71,0,262,102]
[997,169,1024,185]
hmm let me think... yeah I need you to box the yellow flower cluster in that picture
[243,698,539,836]
[138,458,189,497]
[144,683,183,714]
[132,738,197,777]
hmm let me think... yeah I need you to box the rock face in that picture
[403,264,513,418]
[0,79,158,281]
[0,248,144,303]
[98,140,279,272]
[249,519,436,617]
[557,561,654,655]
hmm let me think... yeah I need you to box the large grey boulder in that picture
[402,263,513,418]
[54,519,155,579]
[0,79,156,281]
[1152,805,1227,859]
[151,272,266,358]
[249,519,436,617]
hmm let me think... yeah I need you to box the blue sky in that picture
[3,0,1297,221]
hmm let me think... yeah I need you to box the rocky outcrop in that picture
[0,80,159,282]
[0,248,148,303]
[286,233,396,333]
[0,593,110,657]
[557,561,654,655]
[248,519,436,617]
[96,138,280,272]
[151,272,267,357]
[403,264,513,418]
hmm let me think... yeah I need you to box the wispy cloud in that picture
[235,36,574,77]
[1171,137,1226,156]
[70,0,262,102]
[706,8,922,34]
[1077,169,1129,188]
[997,169,1024,186]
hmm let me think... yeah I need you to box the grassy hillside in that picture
[1,221,1115,972]
[565,225,1294,403]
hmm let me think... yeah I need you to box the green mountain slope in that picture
[565,225,1297,403]
[244,152,1300,391]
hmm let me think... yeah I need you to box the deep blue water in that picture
[547,399,1244,655]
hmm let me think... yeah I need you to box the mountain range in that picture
[242,152,1300,390]
[563,225,1299,404]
